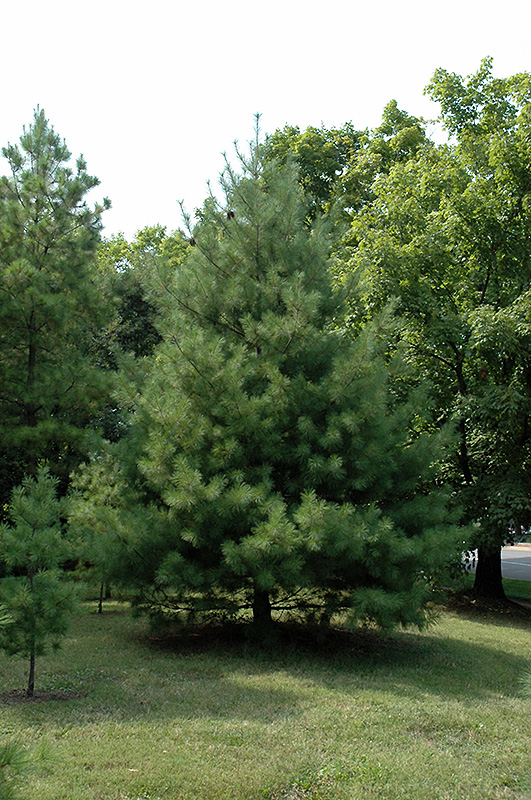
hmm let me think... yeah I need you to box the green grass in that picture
[457,574,531,603]
[504,579,531,602]
[1,601,530,800]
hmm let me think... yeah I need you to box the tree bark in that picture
[473,546,506,599]
[252,588,272,630]
[27,639,36,698]
[25,313,38,477]
[27,571,36,697]
[450,348,474,486]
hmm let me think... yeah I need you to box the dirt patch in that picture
[0,688,87,704]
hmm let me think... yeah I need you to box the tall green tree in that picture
[336,100,427,219]
[79,132,459,632]
[0,109,110,506]
[264,122,360,219]
[426,59,531,596]
[265,104,427,226]
[0,467,77,697]
[341,60,531,598]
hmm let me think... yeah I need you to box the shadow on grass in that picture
[137,610,531,704]
[445,592,531,629]
[4,603,529,727]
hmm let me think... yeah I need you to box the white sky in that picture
[2,0,530,239]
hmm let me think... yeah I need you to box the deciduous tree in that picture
[264,122,360,219]
[341,60,531,598]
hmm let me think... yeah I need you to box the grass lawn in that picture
[1,599,530,800]
[458,575,531,603]
[504,579,531,602]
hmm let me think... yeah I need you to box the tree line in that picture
[1,59,530,695]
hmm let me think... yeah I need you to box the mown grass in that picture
[457,575,531,603]
[504,579,531,602]
[1,599,530,800]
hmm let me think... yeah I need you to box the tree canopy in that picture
[337,59,531,597]
[72,132,459,631]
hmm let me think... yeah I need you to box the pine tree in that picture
[0,109,111,506]
[92,130,459,632]
[0,468,77,697]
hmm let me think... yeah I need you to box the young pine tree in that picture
[0,109,111,507]
[0,468,77,697]
[100,133,459,632]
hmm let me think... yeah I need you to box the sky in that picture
[2,0,531,239]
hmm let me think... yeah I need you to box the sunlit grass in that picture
[1,600,530,800]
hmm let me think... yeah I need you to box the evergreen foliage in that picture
[82,129,459,631]
[69,452,143,607]
[0,109,111,507]
[0,468,77,696]
[0,739,48,800]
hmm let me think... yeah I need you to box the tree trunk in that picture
[473,546,506,599]
[25,316,38,477]
[98,582,104,614]
[252,588,272,630]
[27,639,36,698]
[27,569,36,697]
